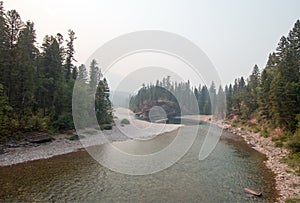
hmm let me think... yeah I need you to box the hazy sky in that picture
[4,0,300,85]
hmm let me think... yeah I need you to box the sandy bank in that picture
[0,108,183,166]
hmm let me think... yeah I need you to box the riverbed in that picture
[0,125,278,202]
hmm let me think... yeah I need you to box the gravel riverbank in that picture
[0,108,183,166]
[218,121,300,203]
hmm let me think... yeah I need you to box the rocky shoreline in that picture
[219,121,300,203]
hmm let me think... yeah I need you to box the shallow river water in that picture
[0,125,278,202]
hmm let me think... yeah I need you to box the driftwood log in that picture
[244,188,262,197]
[29,134,54,144]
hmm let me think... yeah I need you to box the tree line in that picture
[130,20,299,153]
[129,76,226,118]
[0,2,112,142]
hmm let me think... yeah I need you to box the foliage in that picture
[130,77,227,118]
[66,134,85,141]
[100,124,113,130]
[0,2,113,141]
[0,83,13,136]
[283,152,300,176]
[286,198,300,203]
[225,20,300,158]
[52,113,74,131]
[120,118,130,125]
[287,115,300,153]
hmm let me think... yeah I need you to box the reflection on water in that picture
[0,126,278,202]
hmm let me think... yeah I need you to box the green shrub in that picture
[287,133,300,153]
[120,118,130,125]
[231,120,238,127]
[252,126,260,133]
[100,124,112,130]
[286,198,300,203]
[67,134,85,141]
[275,140,283,148]
[52,113,74,131]
[25,116,49,132]
[283,152,300,176]
[261,128,269,138]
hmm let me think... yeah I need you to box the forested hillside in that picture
[0,2,112,142]
[225,20,300,151]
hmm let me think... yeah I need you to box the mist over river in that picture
[0,125,277,202]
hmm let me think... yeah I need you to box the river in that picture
[0,124,278,202]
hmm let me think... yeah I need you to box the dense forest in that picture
[129,77,197,117]
[0,2,112,142]
[225,20,300,151]
[129,76,226,118]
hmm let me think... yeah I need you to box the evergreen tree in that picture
[5,9,23,104]
[65,29,76,81]
[0,1,9,88]
[72,66,78,80]
[209,81,217,114]
[15,21,37,118]
[89,59,99,92]
[78,64,88,82]
[38,35,64,117]
[258,53,278,119]
[0,84,12,137]
[225,84,233,116]
[216,85,226,118]
[200,85,211,115]
[242,65,260,118]
[95,78,113,125]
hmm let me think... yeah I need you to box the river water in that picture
[0,125,278,202]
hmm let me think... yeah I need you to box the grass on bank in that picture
[286,198,300,203]
[229,118,300,176]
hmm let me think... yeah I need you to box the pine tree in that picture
[225,84,233,116]
[258,53,278,119]
[72,66,78,80]
[267,21,300,131]
[200,85,210,115]
[78,64,88,82]
[242,65,260,118]
[216,85,226,118]
[0,1,9,87]
[89,59,99,92]
[38,35,64,117]
[5,9,23,104]
[65,29,76,81]
[15,21,38,118]
[209,81,217,114]
[95,78,113,125]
